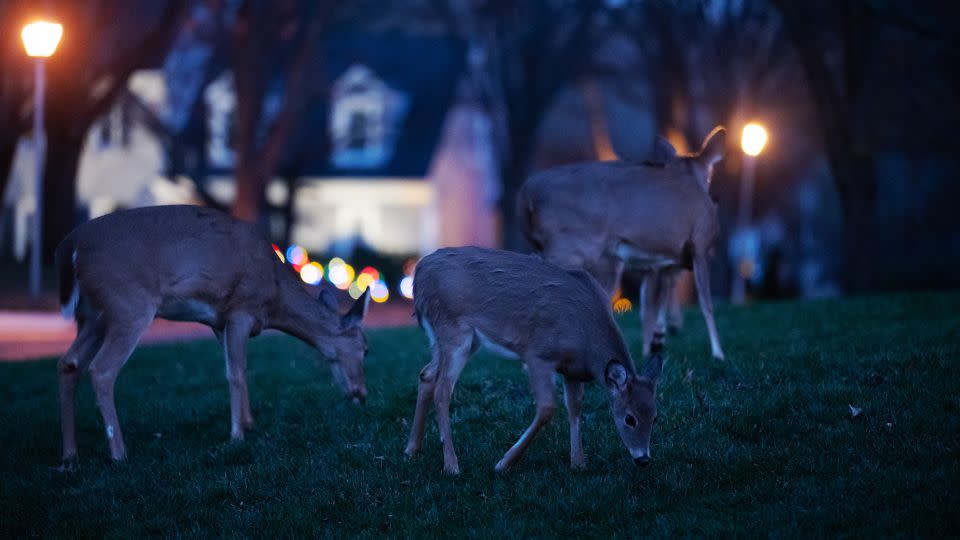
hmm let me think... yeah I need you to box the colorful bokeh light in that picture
[370,280,389,303]
[613,298,633,313]
[286,245,308,267]
[355,272,375,291]
[327,258,355,290]
[360,266,380,281]
[299,262,323,285]
[399,275,414,299]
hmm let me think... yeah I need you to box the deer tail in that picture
[54,232,79,320]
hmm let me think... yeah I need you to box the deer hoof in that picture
[494,458,512,473]
[51,457,80,473]
[443,463,461,475]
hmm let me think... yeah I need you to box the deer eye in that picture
[625,414,638,428]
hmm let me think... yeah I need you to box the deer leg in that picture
[88,312,153,461]
[57,318,104,469]
[640,271,661,356]
[587,255,625,298]
[667,271,687,334]
[652,270,678,352]
[404,353,439,458]
[433,334,473,475]
[222,314,255,440]
[495,358,556,472]
[693,254,725,360]
[216,327,254,432]
[563,378,586,469]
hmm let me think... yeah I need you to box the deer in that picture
[403,246,664,474]
[517,126,727,360]
[53,205,370,470]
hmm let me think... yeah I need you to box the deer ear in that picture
[641,353,664,385]
[697,126,726,166]
[605,360,629,391]
[654,136,677,162]
[342,288,370,328]
[318,289,339,312]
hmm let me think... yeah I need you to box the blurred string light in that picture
[370,280,389,303]
[327,258,355,290]
[271,244,285,263]
[613,297,633,314]
[286,245,308,268]
[399,275,414,299]
[348,281,363,299]
[299,262,323,285]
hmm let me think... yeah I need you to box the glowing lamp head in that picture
[741,123,767,157]
[21,21,63,58]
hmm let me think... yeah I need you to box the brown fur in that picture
[404,247,663,474]
[53,205,369,468]
[517,127,727,360]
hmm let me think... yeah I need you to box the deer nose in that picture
[634,456,651,467]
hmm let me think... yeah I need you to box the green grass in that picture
[1,293,959,538]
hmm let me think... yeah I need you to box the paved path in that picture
[0,301,415,361]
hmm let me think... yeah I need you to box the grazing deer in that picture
[53,205,370,468]
[517,127,727,360]
[404,247,664,474]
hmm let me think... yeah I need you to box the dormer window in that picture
[329,64,409,169]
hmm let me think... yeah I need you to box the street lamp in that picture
[21,20,63,302]
[730,122,768,305]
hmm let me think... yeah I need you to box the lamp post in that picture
[730,122,767,305]
[21,21,63,302]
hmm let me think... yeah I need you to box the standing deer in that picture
[404,247,664,474]
[517,127,727,360]
[54,205,370,469]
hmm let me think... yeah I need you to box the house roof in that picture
[204,32,466,179]
[306,32,466,178]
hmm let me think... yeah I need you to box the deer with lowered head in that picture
[404,246,664,474]
[517,127,727,360]
[53,205,370,469]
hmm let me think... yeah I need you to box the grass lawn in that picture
[1,292,958,538]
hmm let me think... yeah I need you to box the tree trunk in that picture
[41,127,84,261]
[232,164,268,223]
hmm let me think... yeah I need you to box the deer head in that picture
[604,353,664,466]
[317,288,371,404]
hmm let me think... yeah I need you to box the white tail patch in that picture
[61,249,79,319]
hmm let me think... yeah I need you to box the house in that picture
[2,32,497,260]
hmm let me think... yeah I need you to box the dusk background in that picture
[0,1,957,538]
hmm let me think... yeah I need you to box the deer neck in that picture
[268,275,341,348]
